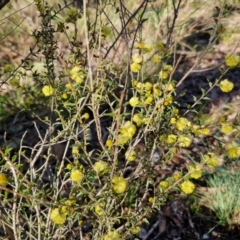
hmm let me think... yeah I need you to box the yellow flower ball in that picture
[170,117,177,124]
[144,82,153,91]
[42,85,54,97]
[176,117,191,131]
[227,147,238,159]
[120,121,137,139]
[106,139,113,147]
[111,176,127,194]
[166,134,177,144]
[225,54,240,67]
[142,43,153,52]
[129,96,140,107]
[194,127,210,136]
[152,54,161,63]
[148,197,155,204]
[153,83,162,97]
[72,145,79,155]
[159,180,169,190]
[189,165,202,179]
[204,152,219,168]
[144,95,154,105]
[180,180,195,194]
[219,79,234,92]
[133,114,142,126]
[125,149,137,162]
[65,83,72,90]
[61,93,68,99]
[143,116,150,124]
[118,134,129,145]
[220,123,233,134]
[103,231,122,240]
[132,53,142,64]
[159,70,169,79]
[70,66,85,83]
[50,208,66,225]
[136,82,144,92]
[159,65,173,79]
[164,96,173,106]
[177,135,191,147]
[93,160,109,176]
[165,82,175,91]
[70,169,84,183]
[132,79,138,87]
[95,205,105,216]
[0,173,8,187]
[131,62,141,72]
[82,113,90,119]
[66,164,72,170]
[131,226,141,234]
[64,197,76,206]
[173,172,181,181]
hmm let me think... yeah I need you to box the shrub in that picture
[0,0,240,239]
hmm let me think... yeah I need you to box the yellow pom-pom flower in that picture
[177,135,191,147]
[176,117,191,131]
[129,96,140,107]
[95,204,105,217]
[106,139,113,147]
[136,82,144,92]
[224,144,240,159]
[133,114,142,126]
[159,65,173,79]
[65,83,72,90]
[132,53,142,64]
[166,134,177,144]
[225,54,240,67]
[70,66,85,83]
[70,169,84,183]
[66,163,72,170]
[61,93,68,99]
[189,165,202,179]
[93,160,109,176]
[148,197,155,204]
[152,54,161,63]
[42,85,54,96]
[131,62,141,73]
[145,95,154,105]
[220,123,233,134]
[120,121,137,139]
[103,231,122,240]
[72,145,79,155]
[131,226,141,234]
[0,173,8,187]
[204,152,219,168]
[159,180,169,190]
[144,82,153,91]
[111,176,127,194]
[180,180,195,194]
[50,208,66,225]
[153,83,162,97]
[125,149,137,162]
[164,96,173,106]
[82,113,90,119]
[219,79,234,92]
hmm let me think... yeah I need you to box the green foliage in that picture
[199,168,240,226]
